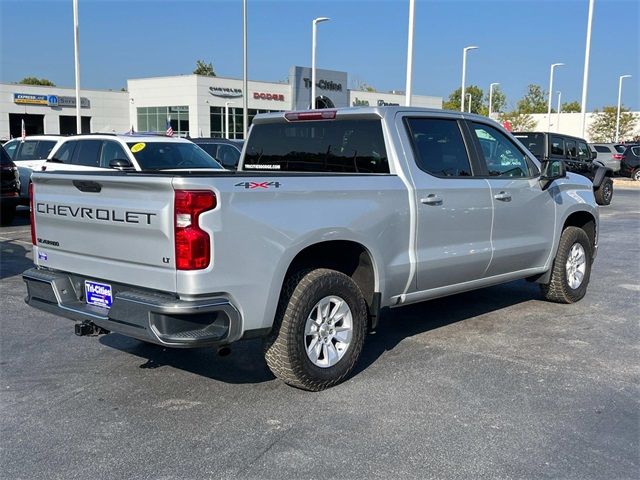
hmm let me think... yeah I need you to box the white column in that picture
[547,63,564,131]
[580,0,595,136]
[72,0,81,133]
[461,46,478,112]
[242,0,248,138]
[405,0,415,107]
[311,17,330,110]
[556,91,562,132]
[615,74,632,142]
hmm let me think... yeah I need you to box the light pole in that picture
[556,91,562,132]
[615,74,632,142]
[405,0,416,107]
[242,0,248,138]
[225,101,235,139]
[72,0,81,134]
[467,93,472,113]
[547,63,565,131]
[311,17,330,109]
[461,46,478,112]
[488,82,499,118]
[580,0,595,136]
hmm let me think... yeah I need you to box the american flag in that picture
[165,118,174,137]
[21,119,26,142]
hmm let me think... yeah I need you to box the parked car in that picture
[589,143,626,172]
[190,138,244,170]
[3,135,66,204]
[619,144,640,181]
[0,146,20,226]
[24,107,599,391]
[513,132,614,205]
[43,134,223,173]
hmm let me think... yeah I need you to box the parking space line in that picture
[0,236,33,247]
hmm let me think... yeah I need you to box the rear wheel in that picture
[540,226,592,304]
[264,268,367,391]
[594,177,613,205]
[0,203,16,226]
[632,169,640,181]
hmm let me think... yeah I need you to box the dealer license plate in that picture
[84,280,113,308]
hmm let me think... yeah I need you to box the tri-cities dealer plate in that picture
[85,280,113,308]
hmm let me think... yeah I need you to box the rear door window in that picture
[71,140,102,167]
[244,119,389,173]
[594,145,611,153]
[14,141,39,160]
[405,118,472,177]
[550,137,564,156]
[3,140,18,159]
[566,140,577,159]
[35,140,57,159]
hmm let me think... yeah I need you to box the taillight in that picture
[612,154,624,160]
[174,190,216,270]
[284,110,337,122]
[29,182,36,245]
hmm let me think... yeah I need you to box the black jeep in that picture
[513,132,614,205]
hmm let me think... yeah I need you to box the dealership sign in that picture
[302,78,343,91]
[253,92,285,101]
[13,93,89,108]
[209,86,243,98]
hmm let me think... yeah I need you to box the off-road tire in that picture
[0,204,16,226]
[594,177,613,205]
[264,268,368,391]
[540,226,592,304]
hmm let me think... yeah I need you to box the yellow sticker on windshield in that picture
[131,142,146,153]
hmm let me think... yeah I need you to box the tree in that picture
[193,60,216,76]
[18,76,55,86]
[484,85,507,116]
[587,106,638,142]
[516,84,547,114]
[561,101,581,113]
[498,111,536,131]
[443,85,484,114]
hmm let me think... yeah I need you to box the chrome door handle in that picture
[421,194,443,206]
[494,191,512,202]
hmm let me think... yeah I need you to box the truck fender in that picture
[592,165,612,188]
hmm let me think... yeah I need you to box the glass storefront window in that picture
[209,107,282,139]
[137,106,189,136]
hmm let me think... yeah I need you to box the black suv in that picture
[190,138,243,170]
[1,146,20,226]
[619,144,640,181]
[513,132,614,205]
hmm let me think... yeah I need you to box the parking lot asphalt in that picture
[1,189,639,480]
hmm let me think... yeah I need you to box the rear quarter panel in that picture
[172,174,411,333]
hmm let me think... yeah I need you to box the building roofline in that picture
[1,82,127,94]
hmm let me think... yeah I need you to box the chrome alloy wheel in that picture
[304,296,353,368]
[565,243,587,289]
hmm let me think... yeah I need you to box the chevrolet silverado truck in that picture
[23,107,599,391]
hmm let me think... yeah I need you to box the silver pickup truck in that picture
[23,107,599,391]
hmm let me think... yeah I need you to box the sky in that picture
[1,0,638,111]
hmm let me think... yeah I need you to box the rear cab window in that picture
[243,119,389,173]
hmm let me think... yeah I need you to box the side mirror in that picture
[109,158,134,170]
[540,159,566,190]
[591,150,597,160]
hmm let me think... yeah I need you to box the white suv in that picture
[3,135,66,203]
[44,134,222,173]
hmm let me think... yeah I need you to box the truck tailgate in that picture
[31,173,177,292]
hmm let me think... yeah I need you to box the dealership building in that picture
[1,66,442,140]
